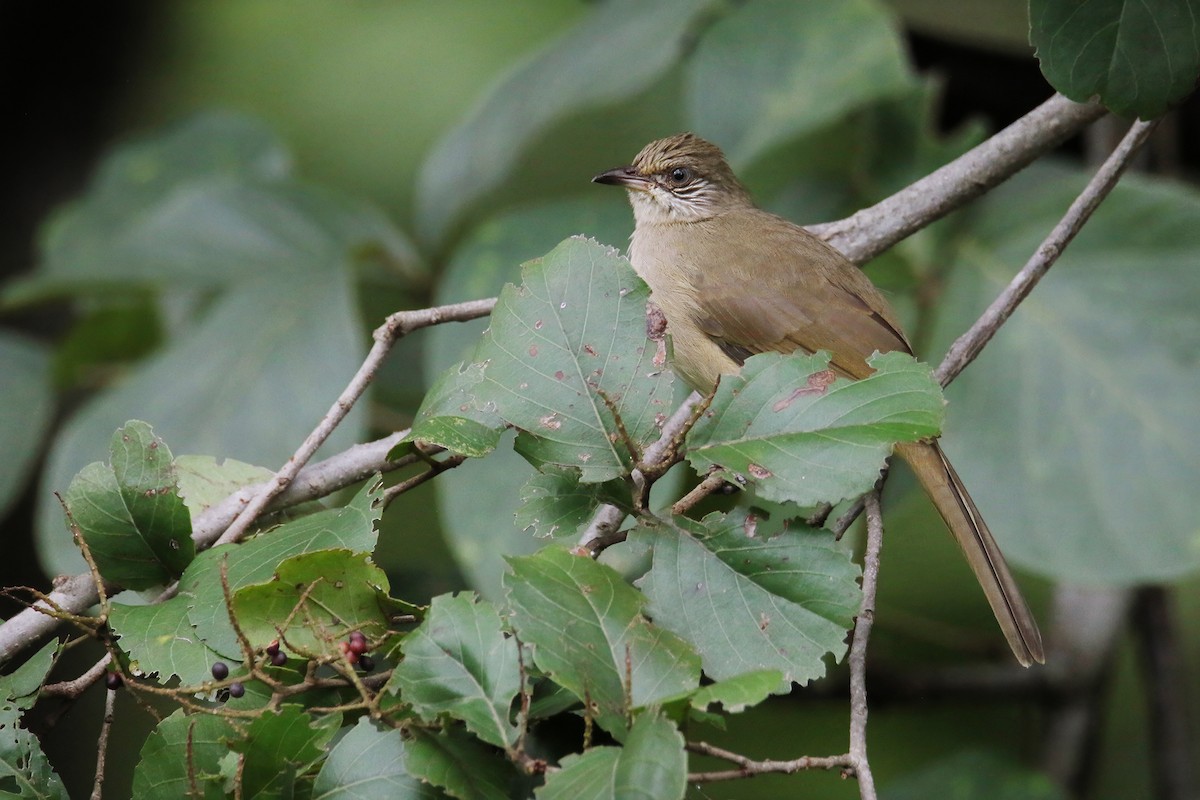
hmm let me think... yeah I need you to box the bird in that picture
[593,132,1044,666]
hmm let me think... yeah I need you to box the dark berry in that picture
[358,655,375,672]
[228,682,245,699]
[105,672,123,690]
[270,650,288,667]
[266,640,280,657]
[211,661,229,680]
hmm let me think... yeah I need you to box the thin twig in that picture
[380,454,468,507]
[686,740,852,782]
[89,680,117,800]
[845,491,884,799]
[670,472,728,516]
[42,653,111,699]
[217,297,496,547]
[934,117,1160,386]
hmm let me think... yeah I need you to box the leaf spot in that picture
[555,370,565,380]
[772,369,838,411]
[583,344,597,356]
[747,464,772,480]
[534,319,544,330]
[539,413,562,430]
[529,345,539,357]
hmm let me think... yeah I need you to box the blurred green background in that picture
[2,1,1199,798]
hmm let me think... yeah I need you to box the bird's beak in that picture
[592,166,651,190]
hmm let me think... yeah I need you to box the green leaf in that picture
[231,549,394,653]
[404,727,516,800]
[0,640,60,714]
[132,710,234,800]
[229,705,338,799]
[685,351,944,507]
[686,0,916,167]
[930,165,1200,583]
[470,237,675,482]
[390,593,520,749]
[408,361,506,458]
[174,455,274,516]
[31,114,414,580]
[62,422,194,589]
[415,0,722,244]
[109,599,225,685]
[515,470,628,539]
[0,333,52,521]
[182,479,383,659]
[882,750,1065,800]
[505,548,701,735]
[1031,0,1200,119]
[632,509,860,686]
[0,702,67,799]
[313,718,445,799]
[688,669,783,714]
[426,198,633,598]
[536,712,686,800]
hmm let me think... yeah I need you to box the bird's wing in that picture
[690,210,911,380]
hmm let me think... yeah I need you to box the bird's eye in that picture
[667,167,692,185]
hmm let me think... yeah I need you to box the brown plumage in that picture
[594,132,1044,666]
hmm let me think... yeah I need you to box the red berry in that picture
[266,640,280,656]
[348,637,368,656]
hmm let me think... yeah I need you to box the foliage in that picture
[0,0,1197,798]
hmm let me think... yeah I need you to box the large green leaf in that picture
[0,334,52,521]
[28,114,414,580]
[686,0,915,167]
[1031,0,1200,119]
[685,351,944,507]
[229,705,338,799]
[425,198,632,598]
[313,718,445,800]
[109,598,225,686]
[633,510,860,687]
[930,165,1200,583]
[420,237,676,483]
[414,0,721,244]
[505,547,700,735]
[231,549,394,653]
[404,728,516,800]
[63,421,194,589]
[390,593,520,749]
[132,710,235,800]
[536,712,686,800]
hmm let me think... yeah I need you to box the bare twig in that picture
[813,93,1107,264]
[217,298,496,547]
[381,454,468,507]
[934,117,1160,386]
[670,472,728,516]
[845,491,884,799]
[686,740,853,782]
[42,653,112,699]
[89,681,117,800]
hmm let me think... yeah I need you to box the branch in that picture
[216,297,496,546]
[813,93,1107,264]
[845,491,883,799]
[934,117,1160,385]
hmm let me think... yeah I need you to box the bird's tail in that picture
[895,441,1045,666]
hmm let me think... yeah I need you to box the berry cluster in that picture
[338,630,374,671]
